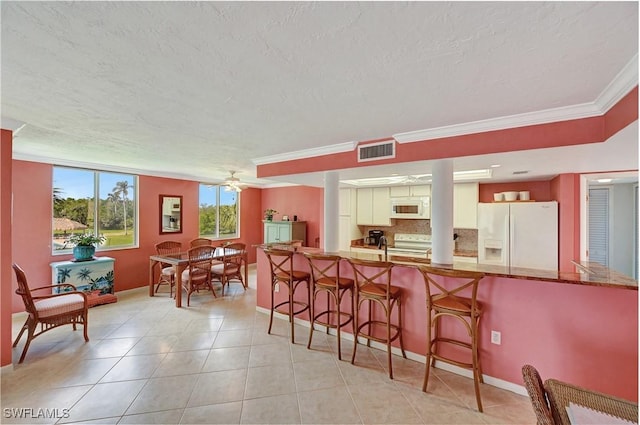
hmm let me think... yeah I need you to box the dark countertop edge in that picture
[256,244,638,291]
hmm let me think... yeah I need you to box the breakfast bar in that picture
[255,244,638,402]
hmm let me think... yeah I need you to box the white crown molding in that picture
[393,55,639,144]
[1,117,26,134]
[594,53,639,112]
[252,140,357,166]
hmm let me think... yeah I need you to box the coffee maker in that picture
[366,230,384,246]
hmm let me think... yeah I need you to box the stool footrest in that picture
[356,320,402,345]
[274,300,309,317]
[313,310,353,329]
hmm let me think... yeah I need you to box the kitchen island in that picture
[255,244,638,402]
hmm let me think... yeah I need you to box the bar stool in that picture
[418,266,486,412]
[263,248,311,344]
[348,258,406,379]
[303,252,355,360]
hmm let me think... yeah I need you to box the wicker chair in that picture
[211,242,246,295]
[189,238,212,247]
[181,245,216,306]
[522,364,555,425]
[154,240,182,297]
[12,263,89,363]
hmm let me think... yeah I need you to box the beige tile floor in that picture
[2,267,536,424]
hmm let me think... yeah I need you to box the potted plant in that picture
[68,232,106,261]
[264,209,278,221]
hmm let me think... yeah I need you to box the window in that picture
[199,184,239,239]
[52,167,137,253]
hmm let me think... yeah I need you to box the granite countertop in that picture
[258,242,637,291]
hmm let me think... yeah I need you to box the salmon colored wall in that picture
[261,186,324,247]
[1,130,13,367]
[605,87,638,139]
[9,162,263,313]
[256,249,638,401]
[479,180,552,203]
[551,174,581,272]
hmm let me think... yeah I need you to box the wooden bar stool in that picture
[303,252,355,360]
[419,266,486,412]
[348,258,406,379]
[264,248,311,344]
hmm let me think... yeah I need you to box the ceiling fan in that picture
[223,171,247,192]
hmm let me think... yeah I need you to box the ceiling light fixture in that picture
[224,171,246,192]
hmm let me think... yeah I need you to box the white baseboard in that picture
[255,307,528,397]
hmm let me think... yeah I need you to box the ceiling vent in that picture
[357,140,396,162]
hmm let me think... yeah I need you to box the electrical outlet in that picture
[274,283,280,293]
[491,330,501,345]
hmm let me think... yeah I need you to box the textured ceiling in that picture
[1,1,638,187]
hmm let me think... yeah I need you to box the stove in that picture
[388,233,432,258]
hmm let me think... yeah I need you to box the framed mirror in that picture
[159,195,183,234]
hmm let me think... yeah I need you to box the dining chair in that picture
[189,238,212,247]
[522,364,555,425]
[211,242,246,295]
[303,252,355,360]
[419,266,486,411]
[154,240,182,298]
[263,248,311,344]
[12,263,89,363]
[348,257,406,379]
[181,245,216,306]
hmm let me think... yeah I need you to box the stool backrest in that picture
[304,253,343,284]
[419,267,485,311]
[348,258,394,297]
[264,248,295,283]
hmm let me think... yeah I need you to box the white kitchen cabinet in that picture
[264,221,306,245]
[454,182,479,229]
[389,185,431,197]
[339,188,362,251]
[356,187,391,226]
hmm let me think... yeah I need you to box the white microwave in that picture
[390,197,430,219]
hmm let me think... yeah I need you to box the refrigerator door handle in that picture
[508,214,514,267]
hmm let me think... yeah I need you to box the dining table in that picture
[149,246,248,307]
[544,378,638,425]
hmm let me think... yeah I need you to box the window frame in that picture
[52,166,139,255]
[198,184,240,240]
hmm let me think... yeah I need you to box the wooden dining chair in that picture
[181,245,216,306]
[12,264,89,363]
[154,240,182,298]
[211,242,246,295]
[189,238,212,247]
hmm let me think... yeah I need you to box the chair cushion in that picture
[35,294,85,318]
[275,270,310,281]
[161,267,175,276]
[316,276,354,289]
[211,263,240,275]
[433,295,482,314]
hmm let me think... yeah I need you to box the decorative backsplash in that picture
[361,219,478,252]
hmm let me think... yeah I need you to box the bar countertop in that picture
[257,243,637,290]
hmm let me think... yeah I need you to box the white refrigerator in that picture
[477,201,558,270]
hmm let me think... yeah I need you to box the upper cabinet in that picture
[356,187,391,226]
[389,185,431,197]
[453,182,479,229]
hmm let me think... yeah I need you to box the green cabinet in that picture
[264,221,307,246]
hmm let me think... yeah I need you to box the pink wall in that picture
[256,249,638,401]
[1,130,13,366]
[261,186,324,247]
[551,174,581,272]
[8,162,264,313]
